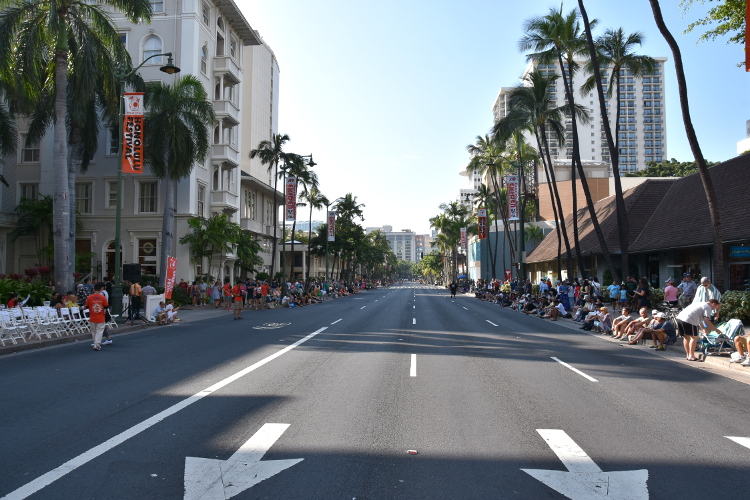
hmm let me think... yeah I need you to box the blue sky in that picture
[239,0,749,235]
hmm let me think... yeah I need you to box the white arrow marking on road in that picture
[522,429,649,500]
[184,423,302,500]
[726,436,750,450]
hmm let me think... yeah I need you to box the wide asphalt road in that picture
[2,283,750,499]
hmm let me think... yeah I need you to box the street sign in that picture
[184,423,303,500]
[522,429,649,499]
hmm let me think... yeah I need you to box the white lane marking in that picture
[412,318,416,325]
[184,423,302,499]
[410,354,417,377]
[726,436,750,450]
[360,306,366,310]
[3,328,329,500]
[551,357,598,382]
[462,307,469,310]
[375,300,378,302]
[486,320,498,326]
[522,429,649,499]
[331,319,342,325]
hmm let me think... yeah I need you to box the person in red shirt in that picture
[86,282,109,351]
[7,292,19,308]
[231,280,244,320]
[260,281,270,309]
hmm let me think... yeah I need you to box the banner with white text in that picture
[122,93,144,174]
[285,176,297,221]
[477,208,487,239]
[507,175,519,221]
[327,211,336,241]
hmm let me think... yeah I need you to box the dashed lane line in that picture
[331,319,342,325]
[410,354,417,377]
[551,357,598,382]
[486,320,498,326]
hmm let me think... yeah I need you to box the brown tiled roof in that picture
[526,154,750,263]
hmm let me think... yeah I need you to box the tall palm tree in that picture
[648,0,724,289]
[300,187,328,282]
[580,25,654,280]
[144,76,215,286]
[280,154,318,281]
[249,134,297,279]
[473,183,498,279]
[494,70,586,277]
[521,6,597,278]
[0,0,151,293]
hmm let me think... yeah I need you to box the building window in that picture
[150,0,164,13]
[138,238,157,275]
[200,45,207,74]
[107,180,118,208]
[138,181,158,213]
[19,183,38,201]
[202,2,210,25]
[107,127,118,155]
[75,183,92,214]
[230,37,237,59]
[143,35,163,64]
[243,189,256,220]
[20,135,40,163]
[119,33,127,47]
[197,184,205,218]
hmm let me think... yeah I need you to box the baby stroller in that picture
[699,319,745,356]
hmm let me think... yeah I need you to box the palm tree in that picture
[648,0,724,289]
[280,154,318,281]
[580,23,655,281]
[521,7,590,277]
[10,195,54,267]
[249,134,298,279]
[144,76,215,286]
[300,187,328,283]
[0,0,151,293]
[494,70,586,277]
[525,225,545,247]
[473,183,498,279]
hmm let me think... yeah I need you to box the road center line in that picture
[360,306,366,310]
[3,327,329,500]
[410,354,417,377]
[412,318,416,325]
[331,319,342,325]
[462,307,469,310]
[486,320,498,326]
[550,357,598,382]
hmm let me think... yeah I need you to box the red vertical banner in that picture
[164,256,177,299]
[122,93,144,174]
[285,176,297,221]
[327,211,336,241]
[507,175,519,220]
[477,208,487,239]
[460,227,467,251]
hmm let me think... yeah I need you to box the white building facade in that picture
[492,57,668,176]
[0,0,283,282]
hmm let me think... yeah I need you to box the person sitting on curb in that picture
[574,295,595,322]
[154,301,168,325]
[732,334,750,366]
[165,301,180,323]
[618,307,652,341]
[593,307,612,333]
[611,308,632,339]
[542,299,565,321]
[627,312,674,350]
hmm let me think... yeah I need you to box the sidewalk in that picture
[0,304,233,356]
[552,313,750,382]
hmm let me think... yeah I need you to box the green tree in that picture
[626,157,718,177]
[299,187,328,282]
[681,0,746,65]
[473,183,499,279]
[493,70,584,277]
[649,0,725,289]
[144,76,215,286]
[0,0,151,292]
[280,154,318,281]
[10,195,54,267]
[249,134,298,279]
[234,230,263,276]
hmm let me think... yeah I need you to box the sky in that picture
[237,0,749,235]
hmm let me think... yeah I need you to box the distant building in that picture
[737,119,750,155]
[492,57,668,176]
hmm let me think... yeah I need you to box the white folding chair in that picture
[59,307,81,335]
[22,308,53,340]
[0,310,26,346]
[40,307,66,337]
[71,306,90,334]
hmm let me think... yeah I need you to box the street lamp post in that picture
[487,154,525,281]
[111,53,179,317]
[279,154,315,298]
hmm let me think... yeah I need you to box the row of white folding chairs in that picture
[0,306,91,345]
